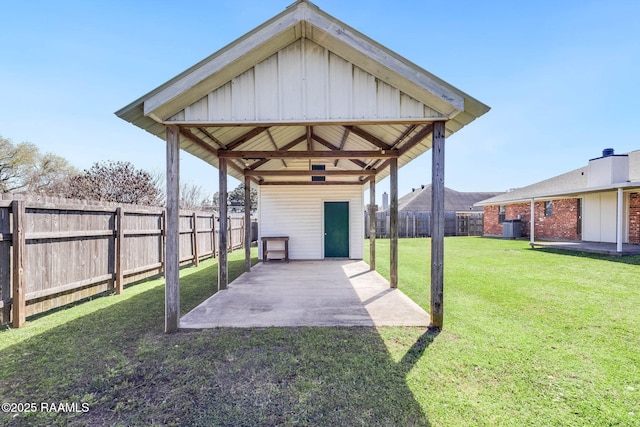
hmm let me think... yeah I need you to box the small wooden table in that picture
[261,236,289,262]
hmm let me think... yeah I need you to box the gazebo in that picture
[116,0,489,333]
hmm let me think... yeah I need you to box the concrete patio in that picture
[531,241,640,256]
[180,260,430,329]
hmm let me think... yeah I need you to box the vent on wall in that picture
[311,164,325,181]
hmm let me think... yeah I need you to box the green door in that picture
[324,202,349,258]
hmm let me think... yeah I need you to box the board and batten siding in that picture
[169,38,444,123]
[258,185,364,260]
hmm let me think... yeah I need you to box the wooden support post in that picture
[115,207,125,294]
[244,174,252,272]
[192,212,199,266]
[430,121,446,329]
[530,199,535,246]
[369,179,376,271]
[12,200,26,328]
[218,158,228,290]
[390,157,398,288]
[165,125,180,333]
[617,188,623,253]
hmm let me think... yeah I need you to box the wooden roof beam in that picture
[249,134,307,170]
[196,127,224,148]
[177,128,257,183]
[373,123,437,174]
[225,126,269,150]
[312,134,368,168]
[399,123,435,156]
[306,126,313,151]
[259,180,368,186]
[179,128,217,156]
[219,150,398,159]
[266,129,287,168]
[335,127,351,167]
[346,126,391,150]
[245,170,376,177]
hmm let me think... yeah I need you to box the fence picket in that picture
[0,194,250,327]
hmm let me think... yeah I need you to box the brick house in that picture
[476,149,640,251]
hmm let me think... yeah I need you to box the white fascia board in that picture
[475,181,640,206]
[143,9,303,120]
[302,9,464,114]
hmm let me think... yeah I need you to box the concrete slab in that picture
[180,260,429,329]
[531,241,640,256]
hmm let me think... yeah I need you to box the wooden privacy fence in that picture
[0,194,252,327]
[364,211,484,238]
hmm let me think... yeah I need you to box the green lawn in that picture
[1,238,639,426]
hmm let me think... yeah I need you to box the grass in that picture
[1,238,639,426]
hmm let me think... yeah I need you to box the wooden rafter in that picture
[334,127,351,167]
[346,126,390,150]
[249,134,306,170]
[225,126,268,150]
[179,128,254,180]
[245,170,376,177]
[266,129,287,168]
[196,127,224,148]
[218,150,398,159]
[371,124,435,174]
[180,128,216,156]
[306,126,313,151]
[399,123,434,156]
[312,134,368,169]
[259,180,369,186]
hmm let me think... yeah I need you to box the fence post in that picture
[11,200,26,328]
[192,212,199,267]
[115,207,124,294]
[161,210,167,274]
[228,216,232,252]
[211,213,216,258]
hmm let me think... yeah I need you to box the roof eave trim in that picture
[475,181,640,206]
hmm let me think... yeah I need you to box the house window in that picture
[498,205,506,224]
[311,164,325,182]
[544,201,553,217]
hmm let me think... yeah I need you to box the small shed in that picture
[116,0,489,332]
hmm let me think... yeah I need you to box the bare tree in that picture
[180,182,204,210]
[24,152,77,196]
[65,161,163,205]
[0,134,75,194]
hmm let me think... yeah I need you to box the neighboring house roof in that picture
[476,150,640,206]
[389,184,503,212]
[115,0,489,185]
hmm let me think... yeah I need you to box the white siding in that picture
[582,192,628,243]
[255,55,280,120]
[258,185,364,260]
[169,39,447,123]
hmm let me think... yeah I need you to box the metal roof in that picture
[115,0,490,186]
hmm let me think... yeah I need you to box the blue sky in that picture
[1,0,639,204]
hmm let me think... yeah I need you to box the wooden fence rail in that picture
[364,211,484,238]
[0,194,252,327]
